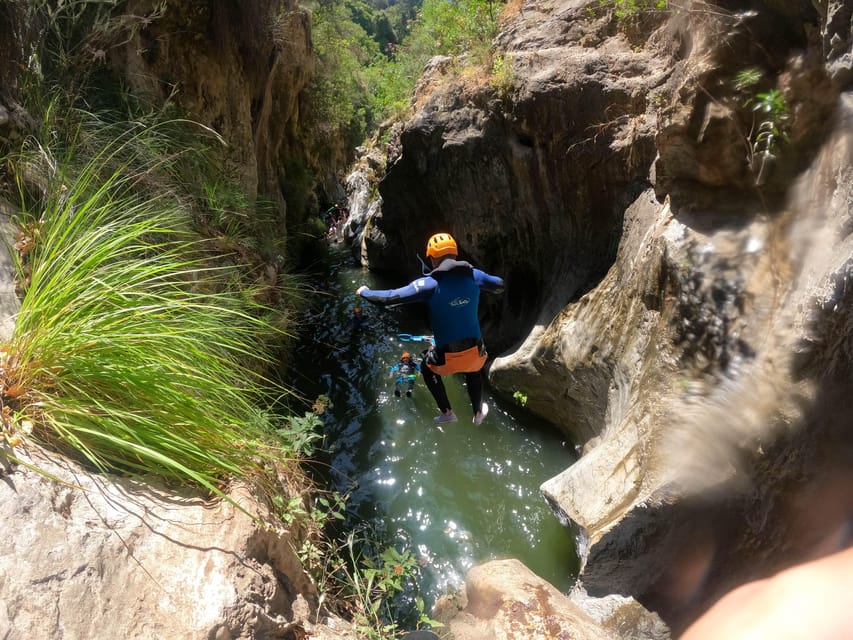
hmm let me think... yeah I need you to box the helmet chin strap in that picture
[417,253,431,275]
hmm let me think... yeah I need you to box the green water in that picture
[294,247,579,608]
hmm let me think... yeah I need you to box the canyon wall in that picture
[354,0,853,632]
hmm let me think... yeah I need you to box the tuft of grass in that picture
[1,115,299,495]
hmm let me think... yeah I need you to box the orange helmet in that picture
[426,233,458,259]
[402,352,410,359]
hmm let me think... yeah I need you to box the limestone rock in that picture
[365,2,665,354]
[0,446,350,640]
[498,7,853,634]
[359,0,853,634]
[0,200,21,342]
[106,0,339,254]
[435,558,621,640]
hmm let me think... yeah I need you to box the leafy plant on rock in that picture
[318,527,443,640]
[598,0,669,20]
[490,54,516,99]
[734,67,790,185]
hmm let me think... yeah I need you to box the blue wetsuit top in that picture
[358,259,504,351]
[389,360,420,380]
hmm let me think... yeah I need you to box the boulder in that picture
[435,558,613,640]
[0,446,352,640]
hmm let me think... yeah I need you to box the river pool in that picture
[292,246,579,612]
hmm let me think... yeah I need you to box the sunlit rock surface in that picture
[0,448,354,640]
[433,558,669,640]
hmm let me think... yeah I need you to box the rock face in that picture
[0,448,352,640]
[364,6,667,353]
[354,0,853,634]
[1,1,349,261]
[0,202,21,342]
[111,0,317,221]
[434,559,668,640]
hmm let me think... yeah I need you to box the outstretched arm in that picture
[357,277,436,307]
[473,269,505,294]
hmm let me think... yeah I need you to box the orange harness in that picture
[426,344,487,375]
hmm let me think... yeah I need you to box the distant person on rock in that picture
[357,233,504,424]
[389,351,420,397]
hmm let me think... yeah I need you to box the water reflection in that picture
[294,248,579,606]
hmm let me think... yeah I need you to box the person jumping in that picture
[357,233,504,424]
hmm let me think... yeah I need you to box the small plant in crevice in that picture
[319,528,443,640]
[275,411,325,459]
[490,54,516,99]
[513,390,528,407]
[276,486,348,573]
[598,0,669,20]
[733,67,790,186]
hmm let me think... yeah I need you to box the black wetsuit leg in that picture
[464,370,483,414]
[421,353,451,413]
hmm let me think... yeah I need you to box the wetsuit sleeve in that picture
[473,269,505,294]
[358,277,437,307]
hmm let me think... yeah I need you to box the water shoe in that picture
[473,403,489,425]
[434,411,458,424]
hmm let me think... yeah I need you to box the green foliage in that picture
[312,0,505,132]
[733,67,762,92]
[288,489,348,574]
[0,104,303,494]
[733,67,790,184]
[318,527,443,639]
[309,0,384,138]
[598,0,668,19]
[749,88,789,143]
[276,412,325,458]
[513,390,528,407]
[25,0,167,108]
[362,56,418,121]
[403,0,501,63]
[490,54,515,98]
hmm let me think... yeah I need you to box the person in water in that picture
[389,351,420,397]
[350,306,367,332]
[357,232,504,424]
